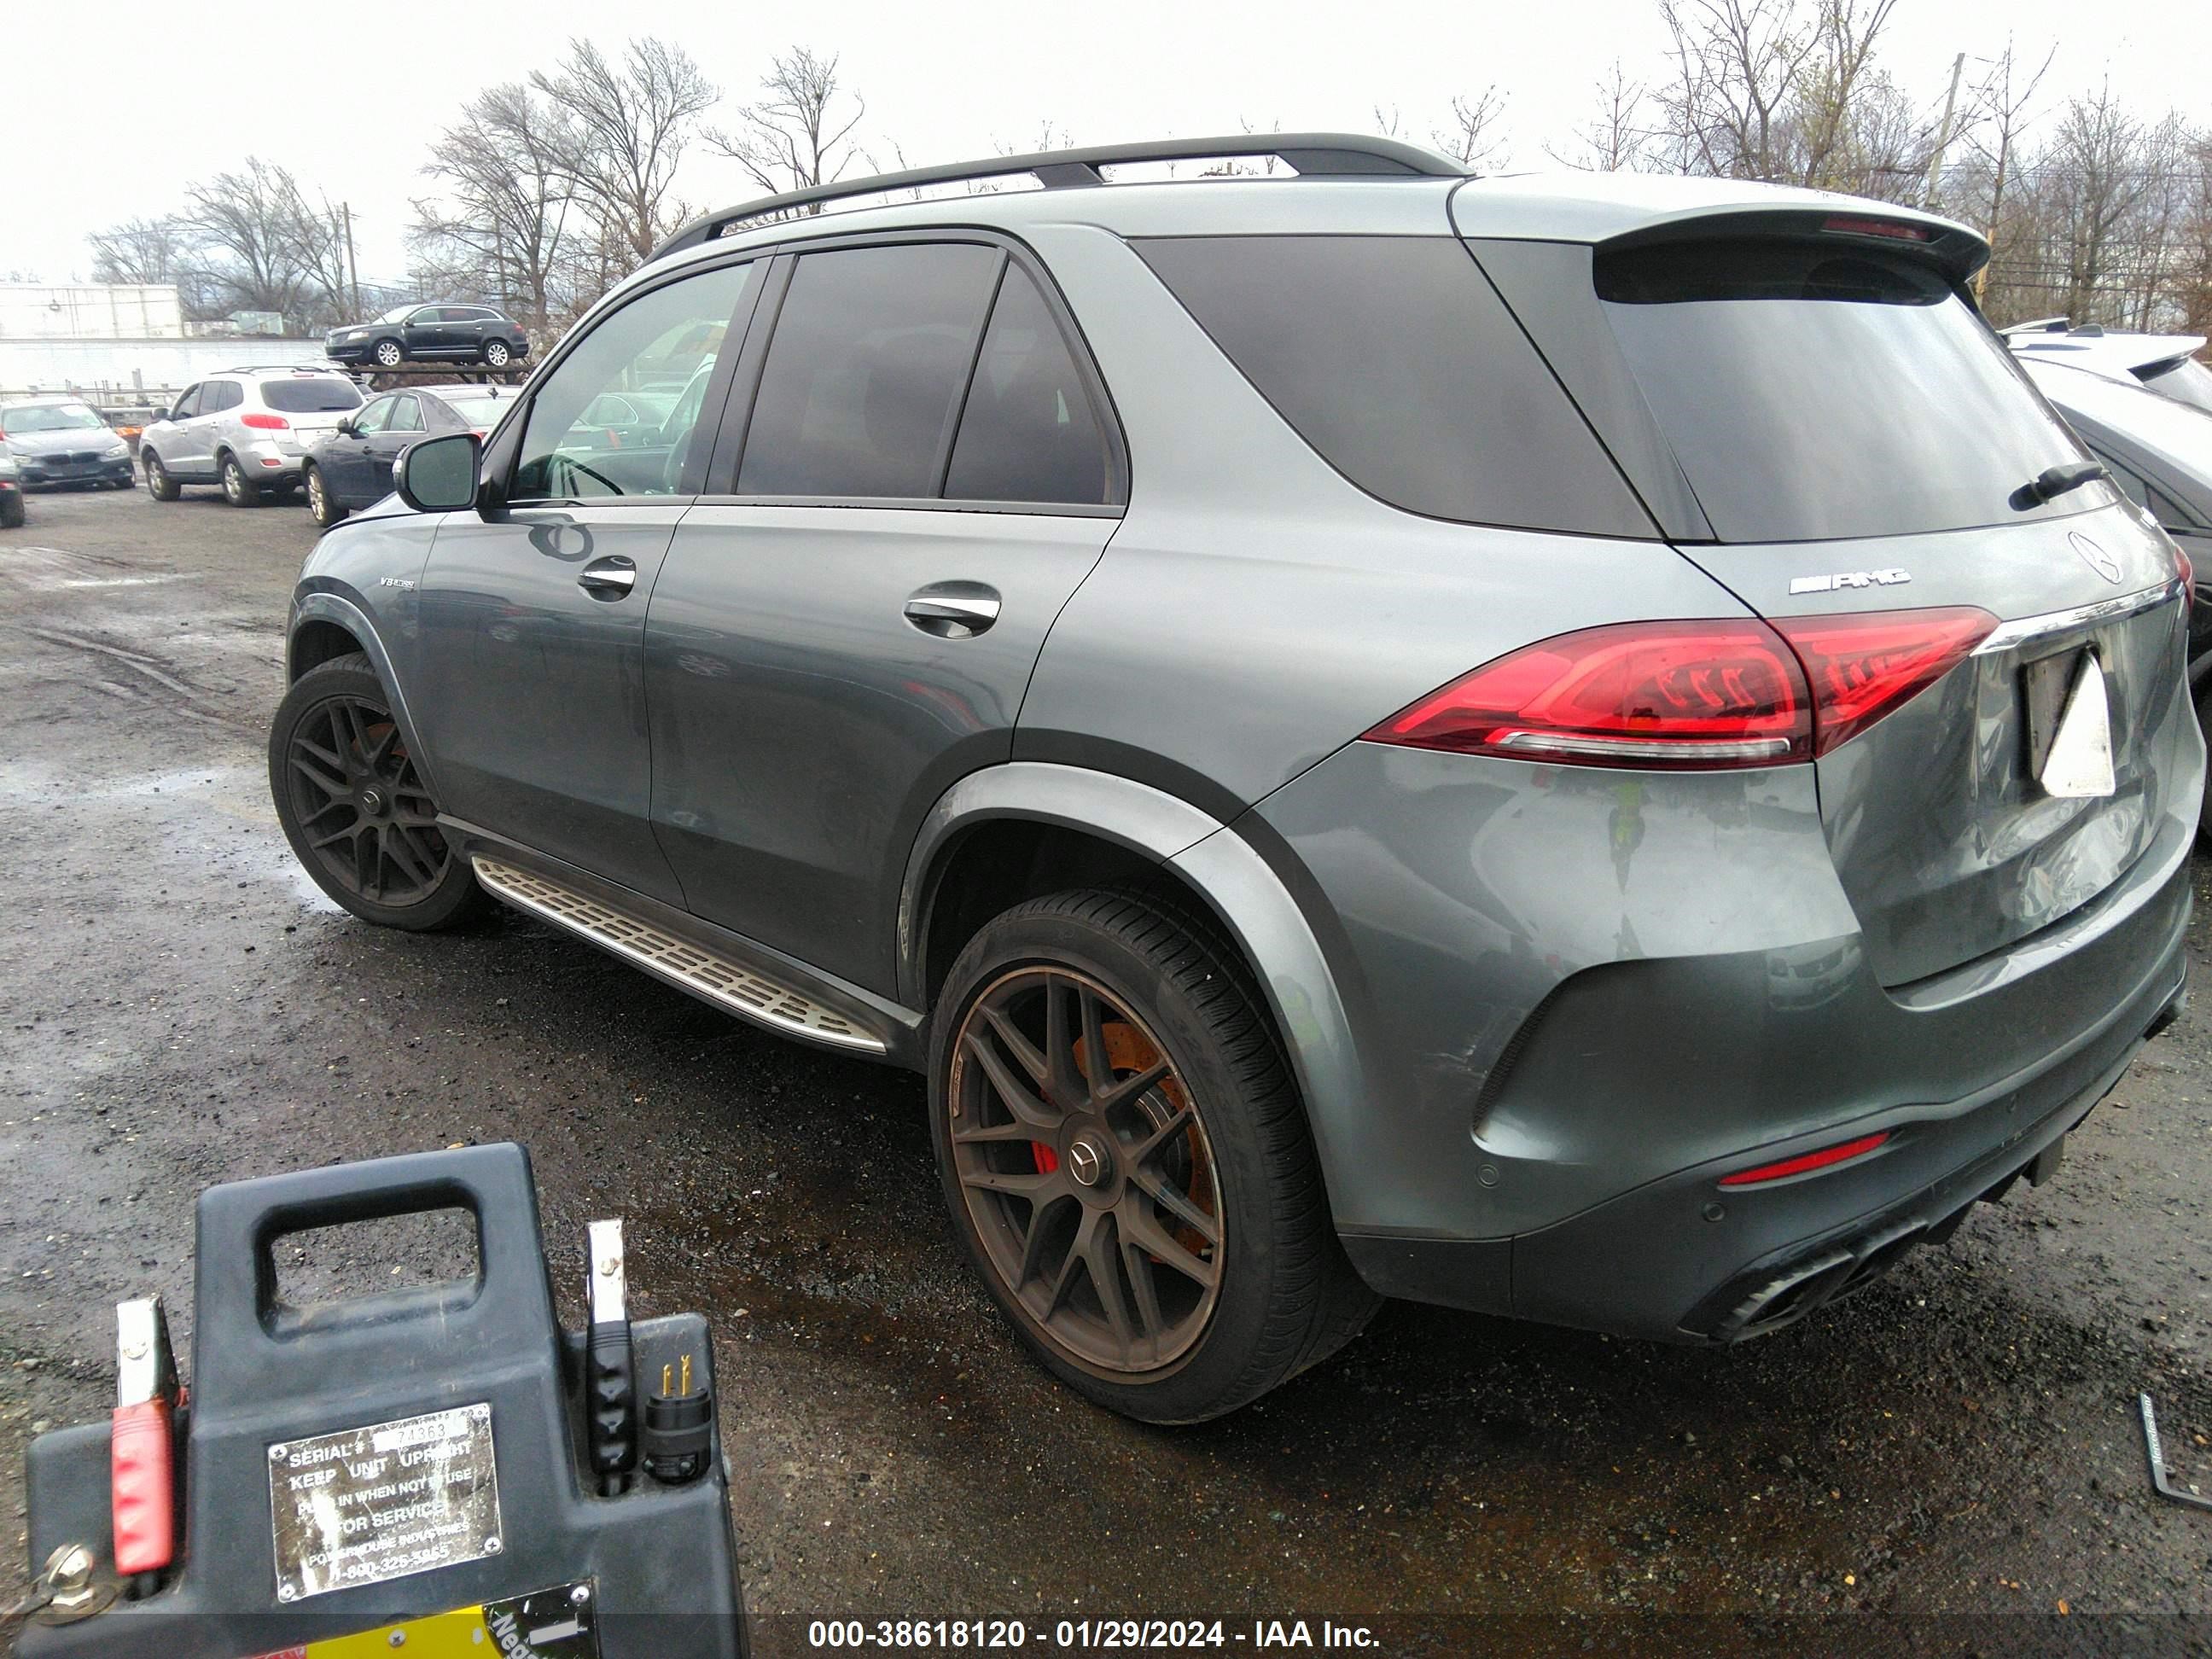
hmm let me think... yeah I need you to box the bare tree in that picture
[87,217,190,287]
[180,158,344,329]
[414,82,581,328]
[1956,39,2055,303]
[532,37,718,271]
[2042,84,2153,324]
[709,47,866,202]
[1550,61,1652,171]
[1650,0,1921,193]
[1435,86,1511,170]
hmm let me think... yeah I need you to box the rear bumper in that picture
[1254,726,2197,1336]
[1346,913,2184,1341]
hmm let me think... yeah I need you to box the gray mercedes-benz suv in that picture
[268,136,2198,1423]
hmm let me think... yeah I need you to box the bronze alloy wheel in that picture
[282,693,452,907]
[947,966,1224,1376]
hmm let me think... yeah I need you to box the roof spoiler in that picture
[650,132,1468,262]
[1596,206,1989,285]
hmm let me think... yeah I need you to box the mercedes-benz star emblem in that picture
[1068,1138,1106,1187]
[2069,532,2123,584]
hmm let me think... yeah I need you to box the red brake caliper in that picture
[1032,1142,1060,1174]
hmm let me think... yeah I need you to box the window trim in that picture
[696,225,1128,515]
[486,253,769,512]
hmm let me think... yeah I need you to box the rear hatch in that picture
[1472,214,2190,987]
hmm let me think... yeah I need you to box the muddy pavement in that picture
[1,486,2208,1650]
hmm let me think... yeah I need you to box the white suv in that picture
[141,366,365,507]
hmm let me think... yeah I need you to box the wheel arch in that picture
[286,591,445,801]
[899,764,1370,1220]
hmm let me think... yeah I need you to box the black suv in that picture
[326,304,531,370]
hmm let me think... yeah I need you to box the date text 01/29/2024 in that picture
[805,1620,1380,1650]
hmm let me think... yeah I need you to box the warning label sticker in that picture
[267,1403,504,1602]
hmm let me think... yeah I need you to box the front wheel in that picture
[929,889,1377,1423]
[372,338,405,369]
[269,653,489,931]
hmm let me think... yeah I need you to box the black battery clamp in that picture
[16,1143,746,1657]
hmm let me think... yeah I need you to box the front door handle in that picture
[904,583,1002,638]
[578,555,637,600]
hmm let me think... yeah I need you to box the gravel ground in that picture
[1,484,2207,1653]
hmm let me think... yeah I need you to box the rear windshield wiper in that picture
[2022,460,2108,504]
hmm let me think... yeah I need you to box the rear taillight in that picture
[1366,608,1997,771]
[1365,620,1813,769]
[1718,1131,1889,1188]
[241,411,289,430]
[1769,608,1994,755]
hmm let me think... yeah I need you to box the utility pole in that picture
[341,202,361,318]
[1922,52,1967,210]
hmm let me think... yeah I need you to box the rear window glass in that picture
[738,243,999,498]
[440,395,507,428]
[943,265,1113,505]
[261,379,361,414]
[1137,236,1654,538]
[1596,240,2090,542]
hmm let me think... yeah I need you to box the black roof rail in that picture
[651,132,1467,262]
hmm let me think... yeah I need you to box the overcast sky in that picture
[9,0,2208,293]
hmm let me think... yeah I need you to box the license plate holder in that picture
[2020,647,2081,780]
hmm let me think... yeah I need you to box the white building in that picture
[0,282,329,399]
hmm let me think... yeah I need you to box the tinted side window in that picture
[1138,236,1653,538]
[513,261,755,502]
[203,381,242,414]
[2089,445,2151,512]
[944,265,1111,506]
[737,243,999,499]
[387,395,424,434]
[353,397,393,435]
[172,385,202,420]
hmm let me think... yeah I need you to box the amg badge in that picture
[1788,568,1912,596]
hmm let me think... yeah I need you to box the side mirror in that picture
[394,431,480,514]
[333,416,355,438]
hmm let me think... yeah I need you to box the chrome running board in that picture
[471,857,886,1053]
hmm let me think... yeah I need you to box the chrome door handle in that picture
[904,585,1002,638]
[578,555,637,599]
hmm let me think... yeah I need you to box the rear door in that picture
[643,241,1125,991]
[1532,226,2191,985]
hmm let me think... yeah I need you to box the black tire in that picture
[372,338,405,369]
[143,451,179,502]
[482,338,512,368]
[2197,684,2212,841]
[929,888,1377,1423]
[0,492,22,529]
[269,653,490,932]
[220,453,261,508]
[306,463,346,529]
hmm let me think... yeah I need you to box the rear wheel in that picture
[929,889,1377,1423]
[269,654,489,931]
[143,451,179,501]
[220,454,261,508]
[482,339,511,368]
